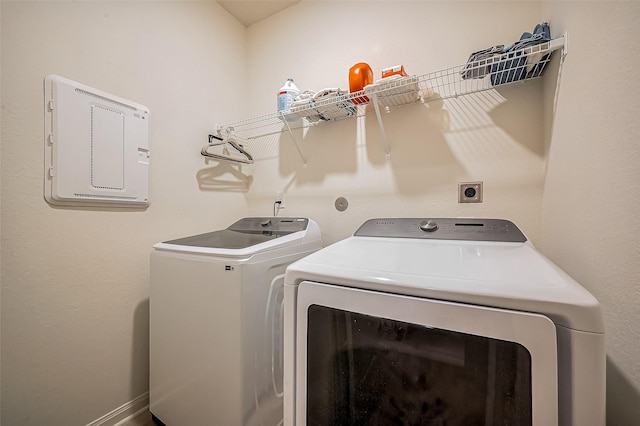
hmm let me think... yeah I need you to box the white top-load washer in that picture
[284,218,604,426]
[150,217,322,426]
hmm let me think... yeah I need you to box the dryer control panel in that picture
[354,218,527,242]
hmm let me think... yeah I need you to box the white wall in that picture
[0,2,247,424]
[246,1,640,425]
[540,2,640,425]
[245,1,548,244]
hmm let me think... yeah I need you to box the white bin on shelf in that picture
[365,75,422,108]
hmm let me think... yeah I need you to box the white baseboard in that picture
[86,392,149,426]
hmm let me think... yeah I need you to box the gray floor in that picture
[121,410,156,426]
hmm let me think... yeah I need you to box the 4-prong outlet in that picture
[458,182,483,203]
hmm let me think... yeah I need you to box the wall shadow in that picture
[196,161,254,192]
[131,298,150,399]
[372,99,460,194]
[490,79,546,157]
[606,356,640,426]
[278,118,358,184]
[490,50,564,161]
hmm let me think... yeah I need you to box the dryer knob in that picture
[261,219,272,227]
[419,220,438,232]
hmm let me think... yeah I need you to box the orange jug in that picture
[349,63,373,104]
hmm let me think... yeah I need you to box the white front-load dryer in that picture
[284,218,605,426]
[150,217,322,426]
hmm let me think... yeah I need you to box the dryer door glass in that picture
[306,305,532,425]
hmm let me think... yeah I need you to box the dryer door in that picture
[295,281,558,426]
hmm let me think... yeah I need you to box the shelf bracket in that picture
[549,31,568,59]
[370,93,391,160]
[561,31,568,59]
[281,115,308,169]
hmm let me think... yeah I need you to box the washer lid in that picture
[285,233,604,333]
[161,229,276,250]
[154,217,319,256]
[163,217,309,249]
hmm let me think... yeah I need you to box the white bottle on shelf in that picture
[277,78,299,121]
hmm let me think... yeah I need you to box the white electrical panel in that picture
[44,75,150,208]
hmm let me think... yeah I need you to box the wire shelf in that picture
[216,36,565,142]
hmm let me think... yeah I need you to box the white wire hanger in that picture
[201,133,254,165]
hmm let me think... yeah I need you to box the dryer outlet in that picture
[459,182,483,203]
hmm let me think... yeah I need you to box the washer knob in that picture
[419,220,438,232]
[261,219,272,227]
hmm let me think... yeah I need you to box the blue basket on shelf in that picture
[490,22,551,86]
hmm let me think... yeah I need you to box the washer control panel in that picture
[354,218,527,242]
[229,217,309,233]
[227,217,309,235]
